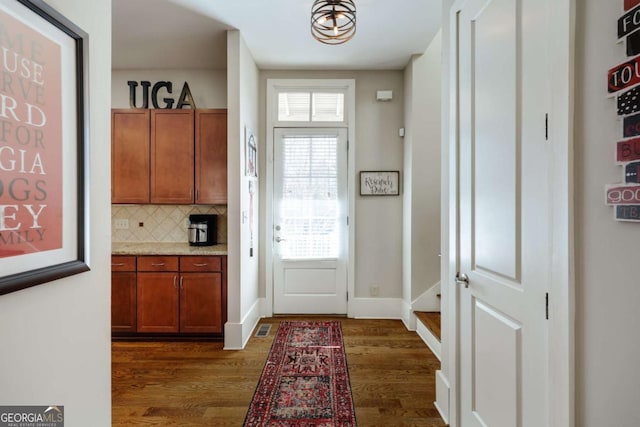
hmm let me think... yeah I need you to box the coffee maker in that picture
[188,214,217,246]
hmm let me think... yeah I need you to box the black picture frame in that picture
[359,171,401,196]
[0,0,90,295]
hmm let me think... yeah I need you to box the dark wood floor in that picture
[112,317,446,426]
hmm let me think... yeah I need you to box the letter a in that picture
[176,82,196,109]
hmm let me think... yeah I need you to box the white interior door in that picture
[457,0,550,426]
[273,128,348,314]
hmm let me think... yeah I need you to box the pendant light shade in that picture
[311,0,356,45]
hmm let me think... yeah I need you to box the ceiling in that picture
[112,0,442,71]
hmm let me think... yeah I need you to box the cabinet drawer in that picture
[111,256,136,272]
[138,256,179,272]
[180,256,221,272]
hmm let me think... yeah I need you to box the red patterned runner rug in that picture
[244,320,357,427]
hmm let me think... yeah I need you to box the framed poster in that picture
[359,171,400,196]
[245,127,257,178]
[0,0,89,295]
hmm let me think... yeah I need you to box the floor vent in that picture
[255,324,272,337]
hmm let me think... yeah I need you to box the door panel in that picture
[472,299,521,427]
[273,128,348,314]
[457,0,550,425]
[473,0,519,280]
[284,266,337,294]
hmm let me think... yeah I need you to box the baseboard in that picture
[402,299,414,331]
[412,281,441,312]
[348,297,404,319]
[416,316,441,360]
[223,299,262,350]
[435,370,450,425]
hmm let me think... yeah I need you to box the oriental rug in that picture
[243,320,356,427]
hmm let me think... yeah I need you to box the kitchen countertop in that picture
[112,242,228,256]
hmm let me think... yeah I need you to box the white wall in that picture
[0,0,112,425]
[575,2,640,426]
[225,30,260,349]
[403,32,442,310]
[111,69,227,108]
[258,70,404,302]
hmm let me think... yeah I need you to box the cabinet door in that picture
[111,272,137,333]
[179,272,223,333]
[195,109,227,204]
[137,272,179,333]
[150,110,194,204]
[111,109,150,203]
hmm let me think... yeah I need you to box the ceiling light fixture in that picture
[311,0,356,45]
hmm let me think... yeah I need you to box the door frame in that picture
[264,79,356,317]
[442,1,575,426]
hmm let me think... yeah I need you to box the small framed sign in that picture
[245,127,257,178]
[359,171,400,196]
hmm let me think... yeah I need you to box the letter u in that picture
[1,47,18,73]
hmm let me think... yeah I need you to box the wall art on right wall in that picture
[605,0,640,222]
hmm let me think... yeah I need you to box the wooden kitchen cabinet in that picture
[150,110,195,204]
[111,110,150,203]
[136,256,180,333]
[111,256,137,333]
[195,109,227,204]
[136,273,180,333]
[113,255,226,337]
[179,256,224,333]
[111,108,227,205]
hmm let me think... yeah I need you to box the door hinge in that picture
[346,291,349,301]
[545,113,549,141]
[545,292,549,320]
[346,216,349,225]
[347,139,349,150]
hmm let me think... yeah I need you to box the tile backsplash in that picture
[112,205,227,244]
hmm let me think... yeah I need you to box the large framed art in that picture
[0,0,89,295]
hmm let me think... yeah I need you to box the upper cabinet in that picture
[150,110,194,204]
[111,109,150,204]
[111,109,227,205]
[195,110,227,205]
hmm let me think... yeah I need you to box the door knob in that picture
[456,272,470,288]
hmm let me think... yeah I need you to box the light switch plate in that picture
[114,218,129,229]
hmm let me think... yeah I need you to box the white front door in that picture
[457,0,550,426]
[273,128,348,314]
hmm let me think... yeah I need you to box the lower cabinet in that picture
[179,256,224,333]
[137,272,180,333]
[111,256,137,333]
[111,254,226,337]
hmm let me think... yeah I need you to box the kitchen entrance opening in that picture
[272,128,348,314]
[265,80,355,316]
